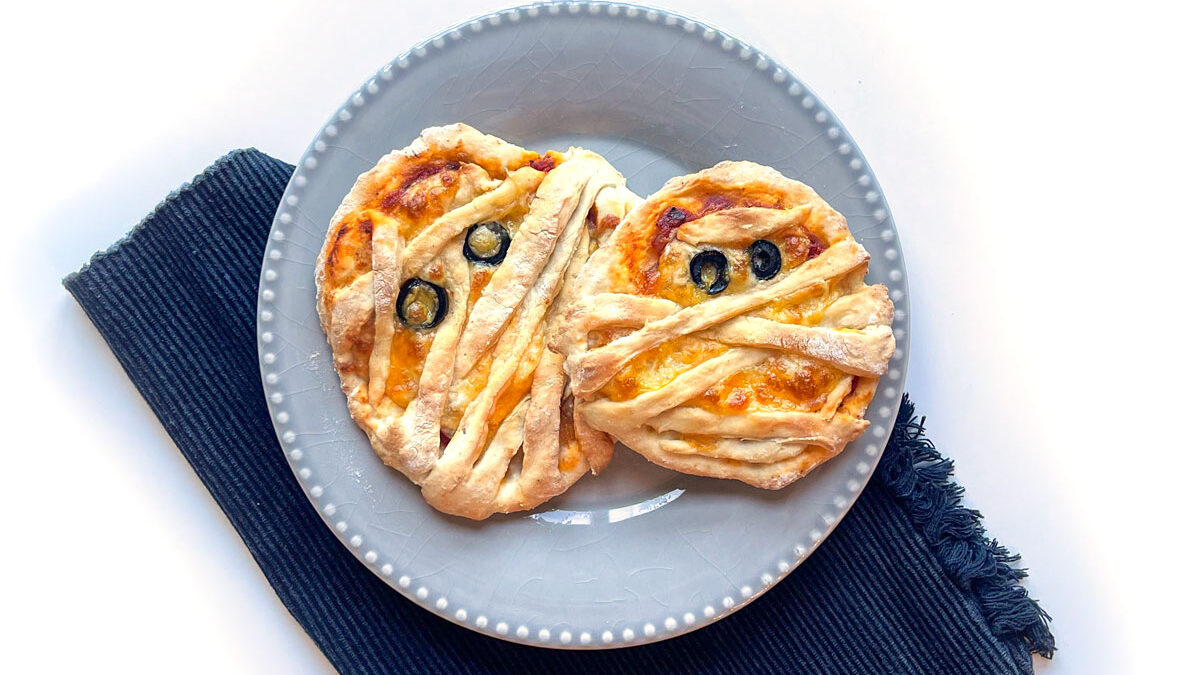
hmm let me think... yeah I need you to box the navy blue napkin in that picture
[65,150,1053,675]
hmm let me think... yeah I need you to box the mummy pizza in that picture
[316,124,638,519]
[557,161,895,489]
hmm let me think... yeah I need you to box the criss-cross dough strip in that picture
[316,125,632,519]
[439,154,626,513]
[705,319,892,377]
[384,241,471,481]
[427,398,532,521]
[530,188,625,473]
[593,184,642,241]
[367,214,403,405]
[455,152,622,379]
[421,320,543,509]
[316,124,533,352]
[520,350,595,492]
[582,348,773,426]
[420,149,625,513]
[399,167,541,280]
[560,282,891,344]
[675,206,809,246]
[557,160,894,489]
[557,291,889,377]
[552,294,675,359]
[519,228,604,495]
[550,181,639,471]
[567,238,870,396]
[425,156,601,487]
[641,408,867,450]
[369,160,497,372]
[317,125,538,492]
[659,436,823,465]
[621,424,842,490]
[327,272,374,371]
[823,285,895,329]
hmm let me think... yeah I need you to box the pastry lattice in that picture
[316,125,637,518]
[557,161,895,488]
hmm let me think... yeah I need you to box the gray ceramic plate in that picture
[257,1,909,649]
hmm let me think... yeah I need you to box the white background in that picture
[2,1,1196,673]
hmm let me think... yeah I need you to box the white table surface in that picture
[3,1,1196,672]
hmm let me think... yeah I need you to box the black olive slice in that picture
[748,239,782,280]
[689,250,730,295]
[463,222,511,265]
[397,278,448,330]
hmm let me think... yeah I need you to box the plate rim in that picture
[255,0,910,650]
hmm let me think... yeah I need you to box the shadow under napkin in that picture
[64,150,1053,675]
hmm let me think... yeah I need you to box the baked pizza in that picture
[556,161,895,489]
[315,124,638,519]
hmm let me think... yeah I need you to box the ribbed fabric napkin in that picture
[64,150,1053,675]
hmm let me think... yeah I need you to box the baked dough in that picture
[556,161,895,489]
[316,124,638,518]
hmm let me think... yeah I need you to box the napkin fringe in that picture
[881,396,1056,661]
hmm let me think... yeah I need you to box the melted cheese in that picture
[686,356,843,415]
[600,181,861,417]
[598,336,728,402]
[385,329,432,408]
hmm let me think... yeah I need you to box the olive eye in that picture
[689,250,730,295]
[748,239,782,280]
[397,278,448,330]
[463,222,510,265]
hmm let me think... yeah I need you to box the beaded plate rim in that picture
[256,0,910,649]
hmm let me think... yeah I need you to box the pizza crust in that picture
[556,160,895,489]
[314,124,639,518]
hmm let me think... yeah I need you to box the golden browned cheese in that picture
[561,160,892,489]
[690,357,845,414]
[320,151,542,418]
[596,179,866,415]
[598,336,727,402]
[317,124,637,517]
